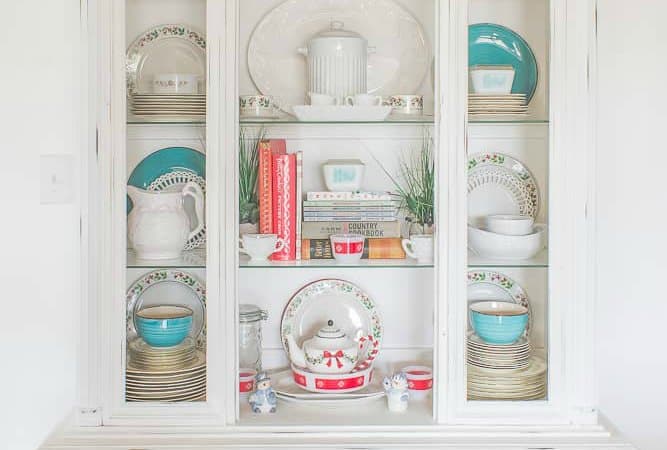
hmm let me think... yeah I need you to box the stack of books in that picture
[301,192,405,260]
[257,139,302,261]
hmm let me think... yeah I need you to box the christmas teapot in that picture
[286,320,377,374]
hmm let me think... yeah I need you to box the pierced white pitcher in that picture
[127,182,205,260]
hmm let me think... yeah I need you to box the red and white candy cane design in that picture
[354,335,379,371]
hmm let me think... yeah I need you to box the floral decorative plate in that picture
[469,23,538,103]
[126,269,207,348]
[126,24,206,95]
[467,152,539,227]
[467,270,532,334]
[280,279,383,364]
[127,147,206,250]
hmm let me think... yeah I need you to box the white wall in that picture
[596,1,667,449]
[1,0,667,449]
[0,1,80,449]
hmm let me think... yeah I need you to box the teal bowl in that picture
[136,305,193,347]
[470,301,528,345]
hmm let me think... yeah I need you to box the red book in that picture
[271,153,296,260]
[258,140,286,234]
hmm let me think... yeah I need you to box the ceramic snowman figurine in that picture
[383,372,409,412]
[248,372,277,414]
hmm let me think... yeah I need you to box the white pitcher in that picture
[127,182,205,260]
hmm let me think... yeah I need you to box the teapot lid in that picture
[316,320,346,339]
[313,21,364,40]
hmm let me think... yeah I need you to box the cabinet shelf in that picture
[127,248,206,269]
[240,114,435,126]
[239,256,433,269]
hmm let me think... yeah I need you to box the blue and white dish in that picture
[469,23,538,103]
[470,301,528,345]
[136,305,193,347]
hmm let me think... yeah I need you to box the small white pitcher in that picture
[401,234,434,264]
[127,182,205,260]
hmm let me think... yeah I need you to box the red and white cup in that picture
[402,365,433,399]
[239,368,257,398]
[330,234,365,263]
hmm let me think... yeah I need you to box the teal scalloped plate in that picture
[127,146,205,214]
[469,23,538,103]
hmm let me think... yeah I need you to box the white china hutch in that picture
[44,0,633,448]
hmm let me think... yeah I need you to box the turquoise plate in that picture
[469,23,538,103]
[127,146,206,213]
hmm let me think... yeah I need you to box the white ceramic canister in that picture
[297,21,372,104]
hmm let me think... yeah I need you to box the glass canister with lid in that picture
[239,304,268,372]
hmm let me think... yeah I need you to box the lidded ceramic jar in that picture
[239,304,268,371]
[297,21,372,104]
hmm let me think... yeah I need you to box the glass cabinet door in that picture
[123,0,208,405]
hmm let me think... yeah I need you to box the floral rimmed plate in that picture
[467,152,539,228]
[126,270,207,348]
[280,279,383,365]
[467,270,532,335]
[126,24,206,95]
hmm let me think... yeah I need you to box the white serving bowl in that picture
[486,214,535,236]
[469,65,515,95]
[322,159,365,192]
[468,224,546,260]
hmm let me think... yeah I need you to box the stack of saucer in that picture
[130,94,206,120]
[126,337,206,402]
[467,333,531,370]
[467,355,547,401]
[468,94,528,117]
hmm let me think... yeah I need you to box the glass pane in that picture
[236,0,437,425]
[466,0,550,402]
[124,0,208,403]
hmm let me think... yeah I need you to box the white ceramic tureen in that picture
[287,320,366,374]
[297,21,373,104]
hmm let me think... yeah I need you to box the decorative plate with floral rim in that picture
[126,269,207,348]
[467,270,532,335]
[280,279,383,364]
[126,24,206,95]
[467,152,539,228]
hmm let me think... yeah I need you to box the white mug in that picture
[402,234,434,264]
[239,234,285,261]
[309,92,340,106]
[345,94,383,106]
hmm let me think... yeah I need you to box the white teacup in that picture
[239,234,285,261]
[402,234,434,264]
[309,92,340,106]
[239,95,280,117]
[345,94,383,106]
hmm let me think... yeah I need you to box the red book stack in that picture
[271,153,296,260]
[257,140,286,234]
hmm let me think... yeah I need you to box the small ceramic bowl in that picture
[486,214,535,235]
[470,301,528,345]
[322,159,365,192]
[469,65,515,95]
[239,368,257,397]
[136,305,193,347]
[402,365,433,399]
[330,233,365,263]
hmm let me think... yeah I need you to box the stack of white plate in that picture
[468,94,528,117]
[126,337,206,402]
[467,334,531,370]
[467,356,547,401]
[130,94,206,120]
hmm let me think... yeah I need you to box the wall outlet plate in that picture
[40,154,74,204]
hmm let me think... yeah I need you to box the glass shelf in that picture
[469,118,549,124]
[240,114,435,125]
[127,119,206,125]
[467,249,548,268]
[127,248,206,268]
[239,255,433,269]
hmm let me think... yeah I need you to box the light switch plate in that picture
[40,154,74,204]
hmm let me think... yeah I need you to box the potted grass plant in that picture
[374,130,435,262]
[239,128,265,235]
